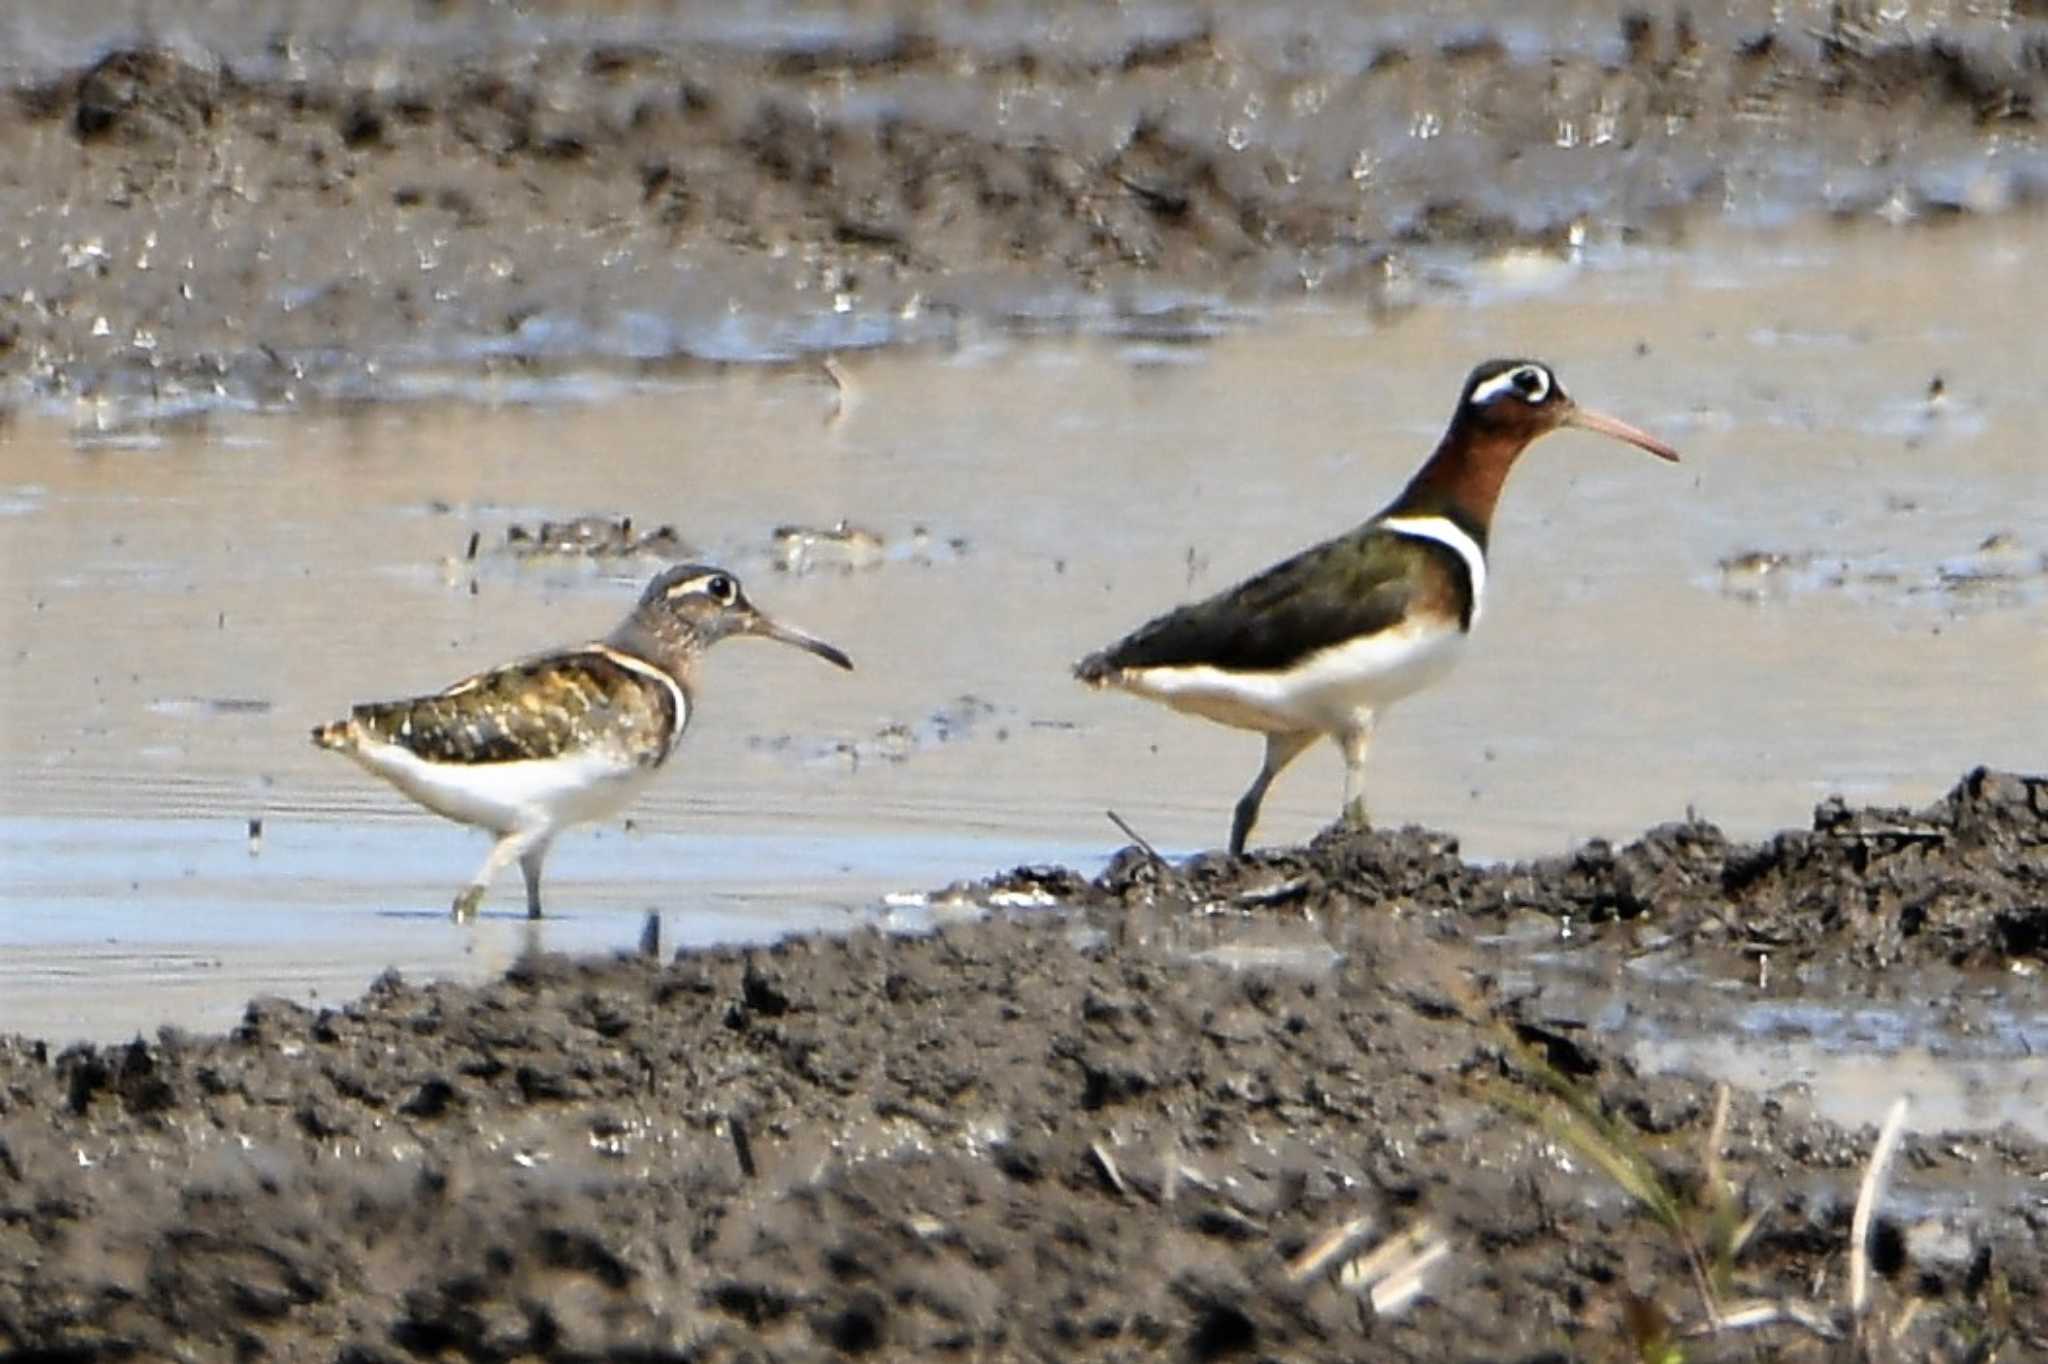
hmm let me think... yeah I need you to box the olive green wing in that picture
[1079,526,1447,677]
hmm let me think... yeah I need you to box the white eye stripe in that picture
[1470,365,1552,406]
[666,573,736,601]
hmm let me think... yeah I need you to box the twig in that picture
[1682,1297,1841,1340]
[1334,1218,1452,1317]
[1700,1082,1760,1273]
[1825,824,1946,844]
[1368,1238,1451,1317]
[1850,1097,1910,1318]
[1703,1082,1730,1196]
[1089,1141,1128,1199]
[1106,809,1171,872]
[1338,1217,1440,1291]
[820,355,854,428]
[729,1114,757,1179]
[1888,1296,1927,1343]
[1285,1214,1375,1283]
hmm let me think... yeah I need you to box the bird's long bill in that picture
[1566,405,1681,462]
[750,612,855,671]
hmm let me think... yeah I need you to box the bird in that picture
[1075,358,1678,857]
[313,564,852,920]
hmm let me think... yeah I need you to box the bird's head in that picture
[1457,359,1679,462]
[618,564,853,672]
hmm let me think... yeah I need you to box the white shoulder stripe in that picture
[592,646,692,756]
[1379,515,1488,628]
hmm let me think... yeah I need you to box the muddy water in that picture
[5,217,2048,1138]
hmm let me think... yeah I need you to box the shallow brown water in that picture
[5,216,2048,1072]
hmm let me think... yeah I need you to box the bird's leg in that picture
[1230,730,1317,857]
[1337,714,1377,831]
[453,828,545,922]
[518,835,556,920]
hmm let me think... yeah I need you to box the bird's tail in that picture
[310,717,360,752]
[1073,651,1120,687]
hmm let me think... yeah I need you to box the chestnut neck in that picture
[1385,417,1538,545]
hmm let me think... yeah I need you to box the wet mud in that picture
[1714,533,2048,612]
[751,693,1013,770]
[8,2,2048,409]
[991,768,2048,972]
[499,516,692,563]
[3,772,2045,1361]
[7,4,2048,1358]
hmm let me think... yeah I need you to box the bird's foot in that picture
[526,899,544,921]
[1339,798,1372,833]
[452,885,486,922]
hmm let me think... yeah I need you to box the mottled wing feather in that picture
[1088,526,1455,675]
[352,647,681,765]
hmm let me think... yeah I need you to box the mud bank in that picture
[2,772,2044,1360]
[993,767,2048,972]
[6,2,2048,409]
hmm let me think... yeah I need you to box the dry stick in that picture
[1703,1082,1731,1194]
[1700,1082,1737,1279]
[1330,1218,1452,1317]
[1368,1238,1453,1317]
[1677,1081,1734,1328]
[729,1115,757,1180]
[1088,1141,1129,1199]
[1105,809,1171,872]
[1339,1218,1441,1292]
[1286,1214,1376,1284]
[1684,1298,1839,1341]
[820,355,853,428]
[1888,1297,1927,1344]
[1682,1240,1720,1334]
[1849,1097,1911,1319]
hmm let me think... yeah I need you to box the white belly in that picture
[349,740,658,835]
[1118,619,1467,734]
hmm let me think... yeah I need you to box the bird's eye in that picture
[707,574,736,604]
[1469,364,1554,408]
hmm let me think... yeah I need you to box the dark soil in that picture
[6,5,2048,1357]
[999,767,2048,972]
[6,2,2048,409]
[3,771,2045,1361]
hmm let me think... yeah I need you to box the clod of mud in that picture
[3,878,2044,1360]
[500,515,691,561]
[771,520,968,575]
[770,519,886,574]
[1715,534,2048,609]
[989,768,2048,970]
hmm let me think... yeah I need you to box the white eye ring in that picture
[1510,365,1550,401]
[1471,364,1553,406]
